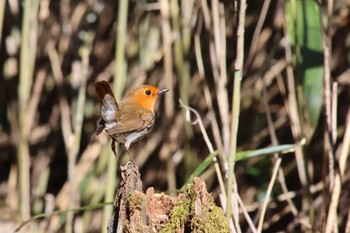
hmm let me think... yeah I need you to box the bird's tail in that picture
[95,81,118,105]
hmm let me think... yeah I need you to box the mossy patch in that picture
[160,178,229,233]
[159,195,191,233]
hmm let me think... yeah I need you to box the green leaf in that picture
[181,143,299,190]
[235,143,298,161]
[181,151,219,190]
[286,0,323,128]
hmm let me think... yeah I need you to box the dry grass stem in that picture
[244,0,271,71]
[262,77,298,217]
[2,1,349,232]
[18,0,40,222]
[194,21,226,165]
[325,109,350,233]
[179,100,226,199]
[257,158,282,233]
[235,192,257,233]
[226,1,246,232]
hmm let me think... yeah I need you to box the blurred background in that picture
[0,0,350,232]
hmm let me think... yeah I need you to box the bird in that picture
[95,80,168,159]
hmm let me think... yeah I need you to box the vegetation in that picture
[0,0,349,232]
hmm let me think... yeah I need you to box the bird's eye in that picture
[145,90,152,95]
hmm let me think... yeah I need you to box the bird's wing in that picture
[96,119,105,135]
[105,110,155,135]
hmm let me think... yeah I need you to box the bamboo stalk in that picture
[226,1,246,233]
[18,0,40,222]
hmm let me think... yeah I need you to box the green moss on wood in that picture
[159,195,191,233]
[160,179,229,233]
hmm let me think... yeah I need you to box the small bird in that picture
[95,80,168,158]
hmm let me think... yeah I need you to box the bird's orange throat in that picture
[126,95,157,112]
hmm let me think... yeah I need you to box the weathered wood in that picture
[108,162,229,233]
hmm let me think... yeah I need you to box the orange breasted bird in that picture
[95,80,168,156]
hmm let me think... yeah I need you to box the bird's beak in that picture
[157,88,169,95]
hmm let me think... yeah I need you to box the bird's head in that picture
[125,85,168,111]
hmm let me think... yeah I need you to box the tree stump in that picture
[108,162,230,233]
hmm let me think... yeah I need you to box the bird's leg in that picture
[111,139,120,162]
[125,140,131,151]
[111,139,116,156]
[126,150,137,167]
